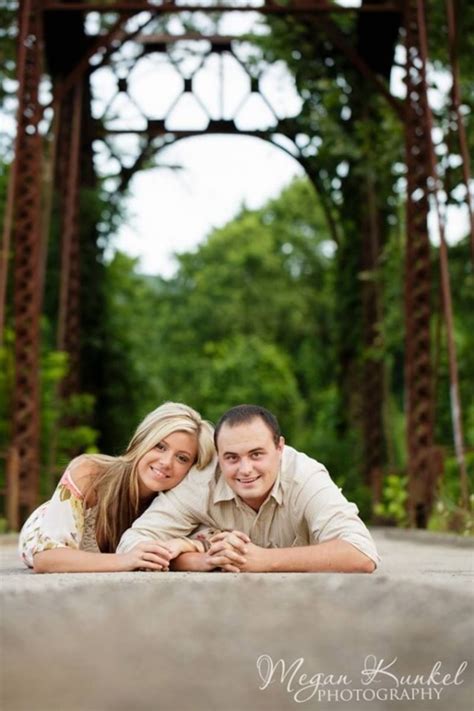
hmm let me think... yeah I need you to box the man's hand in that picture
[211,541,271,572]
[208,530,250,553]
[206,531,270,573]
[170,531,251,572]
[206,530,250,572]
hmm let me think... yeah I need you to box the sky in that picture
[106,136,304,277]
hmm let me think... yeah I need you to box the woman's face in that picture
[137,430,198,498]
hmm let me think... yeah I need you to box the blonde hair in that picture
[83,402,215,552]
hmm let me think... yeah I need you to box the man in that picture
[117,405,379,572]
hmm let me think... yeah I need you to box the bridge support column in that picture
[403,0,436,527]
[56,82,83,396]
[9,0,45,521]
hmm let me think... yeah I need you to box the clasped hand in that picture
[205,530,266,573]
[121,539,187,572]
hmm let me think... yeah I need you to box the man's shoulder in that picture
[183,457,218,487]
[281,446,332,488]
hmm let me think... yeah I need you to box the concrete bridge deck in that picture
[1,528,473,711]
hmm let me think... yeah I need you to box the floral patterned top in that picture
[19,467,99,568]
[18,465,217,568]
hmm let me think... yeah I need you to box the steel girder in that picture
[403,0,436,527]
[56,83,83,397]
[10,0,45,515]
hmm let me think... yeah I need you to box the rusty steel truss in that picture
[3,0,471,526]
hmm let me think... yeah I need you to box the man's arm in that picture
[117,486,204,553]
[207,537,375,573]
[298,471,380,570]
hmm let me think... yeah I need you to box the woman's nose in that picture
[159,451,173,468]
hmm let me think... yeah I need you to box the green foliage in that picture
[374,474,409,527]
[0,326,99,505]
[428,453,474,536]
[98,251,166,452]
[196,336,304,435]
[432,239,474,450]
[0,1,17,105]
[99,178,371,510]
[0,328,14,450]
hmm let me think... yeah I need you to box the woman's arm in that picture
[170,532,250,572]
[170,551,214,572]
[33,541,173,573]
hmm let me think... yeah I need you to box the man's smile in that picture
[236,475,261,484]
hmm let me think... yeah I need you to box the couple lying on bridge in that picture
[19,403,379,574]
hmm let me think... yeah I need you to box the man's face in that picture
[217,417,284,511]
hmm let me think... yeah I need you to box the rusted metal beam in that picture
[137,33,238,43]
[361,166,386,505]
[42,13,158,116]
[403,0,436,528]
[318,16,404,120]
[10,0,45,517]
[101,122,293,136]
[445,0,474,264]
[43,1,402,13]
[6,447,20,532]
[43,14,153,112]
[56,82,83,394]
[51,15,132,105]
[0,157,16,347]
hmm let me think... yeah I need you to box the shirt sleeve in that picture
[116,483,205,553]
[188,525,222,552]
[117,459,217,553]
[19,468,86,567]
[299,468,380,567]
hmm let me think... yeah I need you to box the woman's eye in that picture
[156,443,166,451]
[178,456,190,464]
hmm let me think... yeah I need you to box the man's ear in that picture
[277,436,285,452]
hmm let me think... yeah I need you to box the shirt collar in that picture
[212,471,236,504]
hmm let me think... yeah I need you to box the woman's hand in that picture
[119,541,172,572]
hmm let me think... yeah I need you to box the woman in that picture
[19,402,215,573]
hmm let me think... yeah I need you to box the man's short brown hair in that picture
[214,404,282,449]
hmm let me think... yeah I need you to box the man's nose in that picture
[238,458,252,475]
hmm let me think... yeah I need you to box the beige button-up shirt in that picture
[117,446,380,565]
